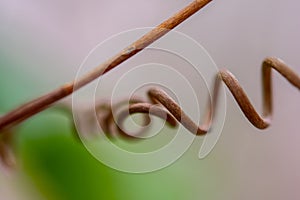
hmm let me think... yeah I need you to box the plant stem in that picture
[0,0,213,132]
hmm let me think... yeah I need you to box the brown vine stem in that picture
[98,57,300,137]
[0,0,212,132]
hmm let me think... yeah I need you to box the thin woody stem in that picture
[0,0,213,131]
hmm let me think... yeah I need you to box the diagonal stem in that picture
[0,0,213,132]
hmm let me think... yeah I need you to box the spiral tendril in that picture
[96,57,300,138]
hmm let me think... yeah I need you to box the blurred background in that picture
[0,0,300,199]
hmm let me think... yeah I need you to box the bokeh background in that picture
[0,0,300,199]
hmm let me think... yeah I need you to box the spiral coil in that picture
[95,57,300,138]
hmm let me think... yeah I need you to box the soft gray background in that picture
[0,0,300,199]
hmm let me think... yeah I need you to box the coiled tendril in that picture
[96,57,300,138]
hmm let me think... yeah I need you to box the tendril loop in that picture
[96,57,300,138]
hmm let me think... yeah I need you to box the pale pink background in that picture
[0,0,300,199]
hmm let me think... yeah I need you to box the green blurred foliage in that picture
[17,112,116,200]
[15,111,197,200]
[1,59,224,200]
